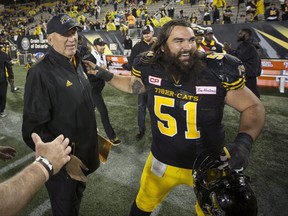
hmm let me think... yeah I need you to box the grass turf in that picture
[0,64,287,216]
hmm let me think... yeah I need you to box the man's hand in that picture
[32,133,71,175]
[223,42,231,53]
[65,155,88,182]
[222,133,253,170]
[82,60,97,75]
[0,146,16,161]
[83,60,114,82]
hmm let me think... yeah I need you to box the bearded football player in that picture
[83,19,265,215]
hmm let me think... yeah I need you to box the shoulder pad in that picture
[131,51,154,78]
[205,53,246,91]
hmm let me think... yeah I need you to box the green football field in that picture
[0,64,288,216]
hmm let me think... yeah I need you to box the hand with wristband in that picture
[32,133,71,179]
[0,133,72,215]
[222,132,254,170]
[82,60,114,82]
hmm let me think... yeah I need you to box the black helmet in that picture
[193,154,258,216]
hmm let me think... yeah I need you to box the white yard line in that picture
[0,152,34,175]
[29,199,51,216]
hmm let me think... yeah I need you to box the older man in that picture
[22,13,100,215]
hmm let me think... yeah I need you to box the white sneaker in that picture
[0,112,7,118]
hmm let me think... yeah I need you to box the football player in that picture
[84,19,265,215]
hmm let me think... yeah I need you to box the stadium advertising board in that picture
[16,35,48,54]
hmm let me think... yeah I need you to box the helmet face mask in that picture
[193,154,258,216]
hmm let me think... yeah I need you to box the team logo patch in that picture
[196,86,217,94]
[149,76,162,86]
[66,80,73,87]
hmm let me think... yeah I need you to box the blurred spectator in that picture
[223,5,233,24]
[189,12,198,24]
[106,19,116,31]
[246,0,257,22]
[194,29,205,52]
[120,22,129,36]
[159,11,172,27]
[224,28,262,98]
[167,5,175,18]
[127,13,136,28]
[212,5,220,24]
[201,28,224,53]
[255,0,265,21]
[281,0,288,20]
[203,4,212,25]
[123,35,133,56]
[264,3,280,21]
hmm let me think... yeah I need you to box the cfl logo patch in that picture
[149,76,162,86]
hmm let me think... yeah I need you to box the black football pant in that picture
[137,92,148,134]
[45,168,86,216]
[0,81,8,113]
[93,91,116,140]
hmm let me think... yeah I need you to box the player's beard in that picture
[237,35,245,42]
[162,45,205,82]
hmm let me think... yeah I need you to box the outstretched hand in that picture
[0,146,16,161]
[32,133,71,175]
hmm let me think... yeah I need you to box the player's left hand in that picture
[0,146,16,161]
[65,155,88,182]
[221,133,253,170]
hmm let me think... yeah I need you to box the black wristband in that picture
[35,156,53,178]
[234,132,253,150]
[94,65,114,82]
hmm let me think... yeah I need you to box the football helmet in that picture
[193,154,258,216]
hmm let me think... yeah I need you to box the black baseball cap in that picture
[93,38,106,46]
[47,13,82,35]
[196,29,205,36]
[142,25,154,34]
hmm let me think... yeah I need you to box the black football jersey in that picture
[132,52,245,169]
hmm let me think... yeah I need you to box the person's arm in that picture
[0,133,71,215]
[83,60,146,94]
[222,87,265,170]
[22,67,54,150]
[225,87,265,140]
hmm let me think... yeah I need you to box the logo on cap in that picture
[60,14,72,24]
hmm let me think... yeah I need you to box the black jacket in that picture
[0,50,14,83]
[22,47,100,175]
[128,40,154,70]
[232,40,262,78]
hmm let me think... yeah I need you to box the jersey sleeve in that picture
[206,53,246,91]
[131,51,153,78]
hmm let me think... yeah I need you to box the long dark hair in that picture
[150,19,192,64]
